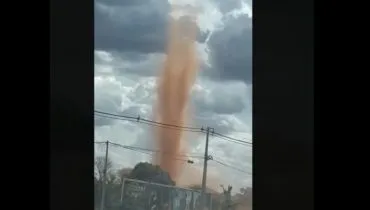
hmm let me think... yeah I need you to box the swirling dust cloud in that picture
[154,7,199,181]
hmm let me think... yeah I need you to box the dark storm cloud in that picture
[94,2,168,54]
[94,0,207,54]
[205,15,252,83]
[94,50,159,77]
[95,0,252,83]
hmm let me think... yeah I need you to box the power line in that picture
[94,141,250,175]
[212,132,252,145]
[95,110,202,131]
[96,142,190,163]
[212,159,251,175]
[95,113,204,133]
[95,141,203,161]
[95,110,138,120]
[95,110,252,146]
[108,141,204,159]
[96,110,252,184]
[211,134,252,147]
[121,146,190,163]
[108,142,250,174]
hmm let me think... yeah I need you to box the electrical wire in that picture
[95,110,202,131]
[212,159,251,175]
[108,141,204,159]
[95,110,252,146]
[95,113,204,133]
[95,141,203,162]
[210,134,252,147]
[94,141,251,175]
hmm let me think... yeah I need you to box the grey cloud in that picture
[195,89,246,115]
[130,129,156,150]
[94,3,168,54]
[193,115,235,135]
[192,81,250,115]
[184,81,251,135]
[121,105,151,117]
[95,94,121,114]
[125,80,157,104]
[94,75,156,127]
[95,116,114,127]
[214,142,234,157]
[94,79,124,127]
[205,15,252,83]
[118,53,164,77]
[95,0,252,83]
[213,0,243,14]
[95,51,163,77]
[189,111,251,139]
[95,0,207,54]
[94,98,122,127]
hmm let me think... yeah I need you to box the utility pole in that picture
[201,127,212,209]
[100,141,109,210]
[120,178,126,204]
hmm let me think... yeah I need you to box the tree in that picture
[238,187,252,208]
[94,156,118,209]
[220,185,233,210]
[95,156,113,182]
[119,162,176,210]
[94,161,176,210]
[240,187,250,196]
[116,168,132,185]
[128,162,175,186]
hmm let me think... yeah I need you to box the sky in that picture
[94,0,252,192]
